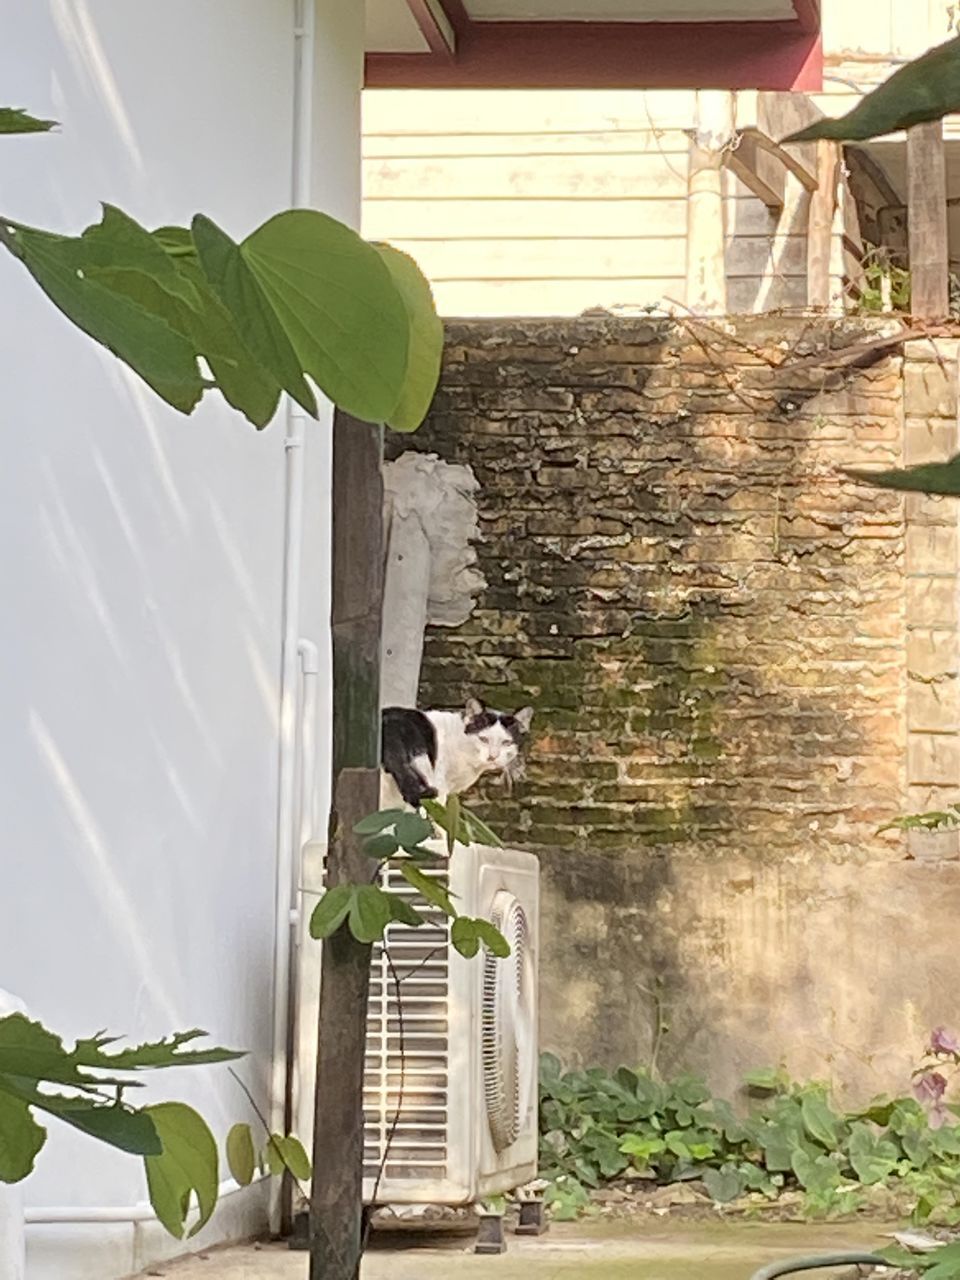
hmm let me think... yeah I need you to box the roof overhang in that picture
[365,0,821,91]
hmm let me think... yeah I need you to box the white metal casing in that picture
[363,843,540,1205]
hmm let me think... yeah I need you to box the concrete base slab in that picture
[129,1219,897,1280]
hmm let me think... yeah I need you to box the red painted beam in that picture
[406,0,456,56]
[367,21,822,92]
[791,0,820,35]
[435,0,470,37]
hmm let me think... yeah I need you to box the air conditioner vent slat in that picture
[363,864,452,1195]
[361,849,538,1204]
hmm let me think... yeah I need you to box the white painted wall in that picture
[0,1,360,1276]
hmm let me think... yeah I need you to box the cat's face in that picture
[462,697,533,776]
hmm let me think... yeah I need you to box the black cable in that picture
[360,942,408,1258]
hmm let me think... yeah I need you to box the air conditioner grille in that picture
[363,865,450,1186]
[482,890,533,1154]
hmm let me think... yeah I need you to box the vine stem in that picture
[637,980,667,1081]
[362,943,407,1252]
[228,1067,309,1204]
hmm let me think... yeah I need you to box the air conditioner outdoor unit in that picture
[363,843,540,1206]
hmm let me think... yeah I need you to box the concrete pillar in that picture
[381,506,432,709]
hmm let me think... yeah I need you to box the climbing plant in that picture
[308,795,510,956]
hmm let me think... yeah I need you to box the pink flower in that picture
[930,1027,960,1056]
[914,1071,948,1105]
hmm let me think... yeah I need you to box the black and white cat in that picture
[381,697,533,809]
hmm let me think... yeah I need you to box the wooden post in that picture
[806,139,839,310]
[309,411,384,1280]
[908,120,949,320]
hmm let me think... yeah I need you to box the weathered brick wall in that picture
[388,317,960,1098]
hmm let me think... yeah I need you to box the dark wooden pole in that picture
[908,120,949,320]
[309,410,383,1280]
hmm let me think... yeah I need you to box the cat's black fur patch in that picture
[465,707,526,745]
[464,709,499,734]
[381,707,438,807]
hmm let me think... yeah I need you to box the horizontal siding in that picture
[823,0,953,60]
[380,233,807,284]
[383,236,689,280]
[363,88,703,134]
[363,129,691,158]
[363,197,691,239]
[429,278,687,317]
[362,89,843,318]
[365,197,800,240]
[430,278,808,319]
[364,153,690,199]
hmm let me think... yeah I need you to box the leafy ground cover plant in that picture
[539,1032,960,1225]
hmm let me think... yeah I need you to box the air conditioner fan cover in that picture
[482,889,535,1153]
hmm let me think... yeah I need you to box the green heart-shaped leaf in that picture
[372,243,442,431]
[2,217,205,413]
[473,917,511,958]
[400,863,456,917]
[845,454,960,495]
[226,1123,256,1187]
[0,1090,46,1182]
[242,210,408,425]
[348,885,392,944]
[192,213,316,417]
[0,108,57,135]
[385,893,425,928]
[451,916,479,958]
[309,885,353,939]
[143,1102,219,1239]
[785,36,960,142]
[354,808,407,835]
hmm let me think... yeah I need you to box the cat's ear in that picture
[464,697,484,720]
[514,706,534,732]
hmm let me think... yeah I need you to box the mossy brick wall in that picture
[387,317,960,1099]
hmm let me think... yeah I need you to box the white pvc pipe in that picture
[288,638,320,1160]
[0,1182,24,1279]
[270,415,306,1149]
[297,638,321,860]
[268,0,315,1228]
